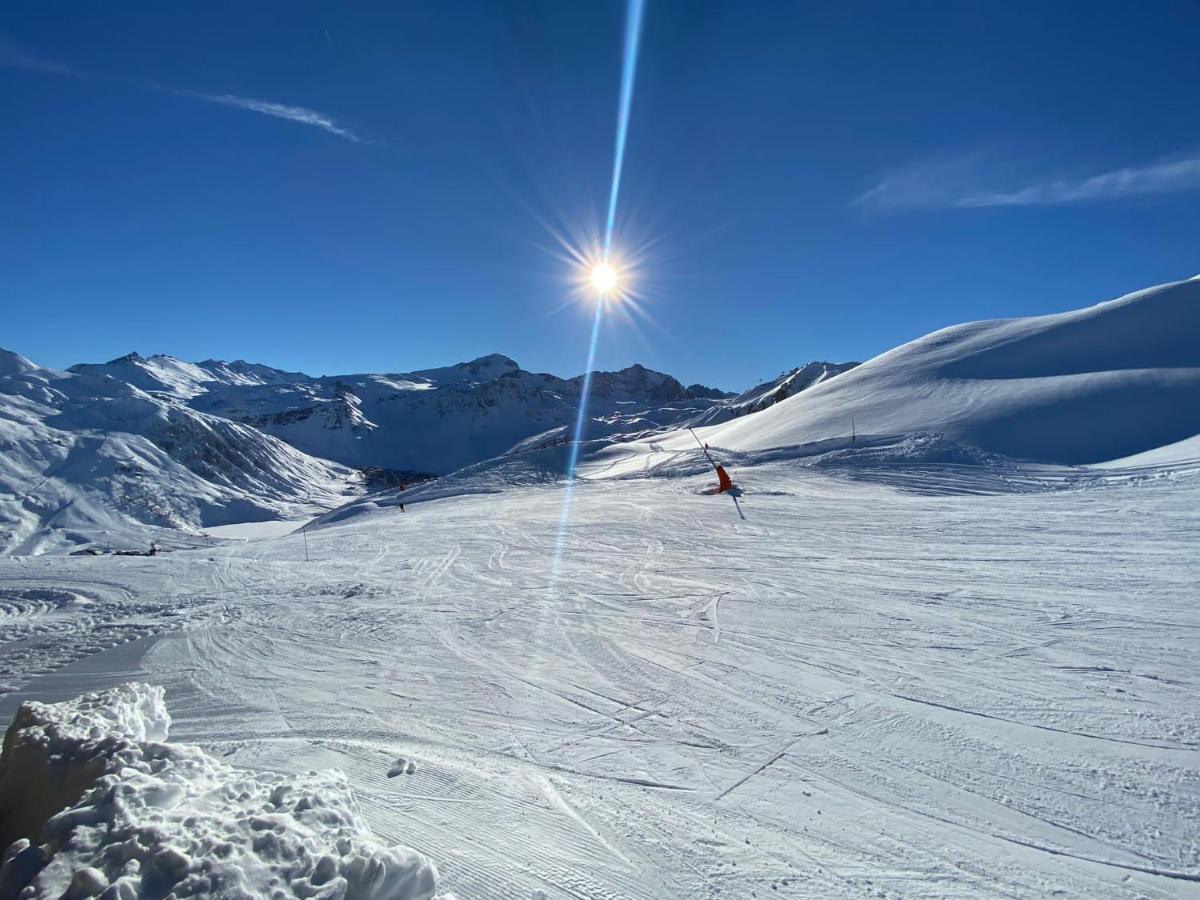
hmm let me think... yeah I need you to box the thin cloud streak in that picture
[174,90,363,143]
[854,153,1200,212]
[1,35,363,143]
[0,35,79,76]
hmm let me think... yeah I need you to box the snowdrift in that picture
[596,277,1200,471]
[0,684,445,900]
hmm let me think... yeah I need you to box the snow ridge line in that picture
[895,693,1197,751]
[713,730,829,801]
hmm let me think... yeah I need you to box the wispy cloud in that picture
[2,34,364,143]
[853,152,1200,212]
[0,35,78,76]
[172,89,363,143]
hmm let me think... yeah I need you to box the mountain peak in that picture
[0,348,38,377]
[463,353,519,370]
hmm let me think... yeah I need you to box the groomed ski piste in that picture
[1,277,1198,898]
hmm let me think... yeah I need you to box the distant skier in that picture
[148,541,158,556]
[715,465,733,493]
[399,482,406,513]
[687,426,745,519]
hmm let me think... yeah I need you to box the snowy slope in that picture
[596,277,1200,472]
[690,361,859,426]
[0,350,361,555]
[1,461,1196,898]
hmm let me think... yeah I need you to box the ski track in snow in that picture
[1,463,1198,898]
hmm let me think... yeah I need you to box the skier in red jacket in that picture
[715,465,733,493]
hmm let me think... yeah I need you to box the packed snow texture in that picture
[0,583,220,696]
[2,451,1197,897]
[0,683,444,900]
[595,276,1200,474]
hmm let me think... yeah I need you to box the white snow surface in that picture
[0,683,445,899]
[0,352,362,555]
[0,456,1196,897]
[593,276,1200,475]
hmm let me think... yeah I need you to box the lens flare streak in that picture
[551,0,646,590]
[604,0,646,255]
[550,298,605,580]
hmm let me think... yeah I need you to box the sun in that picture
[590,262,619,295]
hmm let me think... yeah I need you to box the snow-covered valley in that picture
[1,277,1198,898]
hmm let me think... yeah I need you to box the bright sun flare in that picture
[590,262,619,295]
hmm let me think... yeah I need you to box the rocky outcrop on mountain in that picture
[690,361,859,426]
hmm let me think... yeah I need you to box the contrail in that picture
[604,0,646,256]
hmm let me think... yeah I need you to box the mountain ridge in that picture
[61,353,759,475]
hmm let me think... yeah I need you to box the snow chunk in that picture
[387,757,418,778]
[0,684,445,899]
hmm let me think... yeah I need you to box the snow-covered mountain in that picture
[68,353,736,476]
[690,361,860,427]
[595,277,1200,474]
[67,352,306,401]
[0,348,754,553]
[0,350,360,555]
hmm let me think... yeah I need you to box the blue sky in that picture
[3,1,1198,390]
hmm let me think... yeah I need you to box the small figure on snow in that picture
[715,464,734,494]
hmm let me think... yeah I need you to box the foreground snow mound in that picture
[0,684,443,900]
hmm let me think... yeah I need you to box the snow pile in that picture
[0,684,445,900]
[596,277,1200,472]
